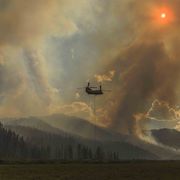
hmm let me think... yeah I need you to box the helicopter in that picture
[78,82,110,95]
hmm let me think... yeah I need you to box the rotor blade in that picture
[90,87,98,88]
[102,90,111,92]
[77,87,85,89]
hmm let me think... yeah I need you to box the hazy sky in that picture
[0,0,180,135]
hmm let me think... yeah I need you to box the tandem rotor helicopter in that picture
[77,82,111,144]
[78,82,111,95]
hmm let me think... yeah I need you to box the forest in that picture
[0,122,120,161]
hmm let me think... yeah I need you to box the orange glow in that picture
[152,6,174,25]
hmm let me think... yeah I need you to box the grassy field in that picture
[0,161,179,180]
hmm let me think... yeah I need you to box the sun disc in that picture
[161,13,166,19]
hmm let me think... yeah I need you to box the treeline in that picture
[0,123,36,160]
[42,143,119,161]
[0,123,120,161]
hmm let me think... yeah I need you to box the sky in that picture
[0,0,180,137]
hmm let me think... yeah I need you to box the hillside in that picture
[5,125,70,147]
[1,117,67,135]
[1,115,128,141]
[5,123,158,160]
[42,114,127,141]
[151,128,180,149]
[1,114,169,160]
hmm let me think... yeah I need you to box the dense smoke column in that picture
[109,40,180,135]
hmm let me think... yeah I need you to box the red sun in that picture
[161,13,166,19]
[152,6,174,25]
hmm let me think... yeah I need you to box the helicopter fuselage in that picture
[85,87,103,95]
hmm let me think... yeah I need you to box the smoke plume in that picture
[102,0,180,136]
[0,0,91,117]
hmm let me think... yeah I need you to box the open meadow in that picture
[0,161,179,180]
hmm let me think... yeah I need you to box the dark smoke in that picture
[108,39,180,135]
